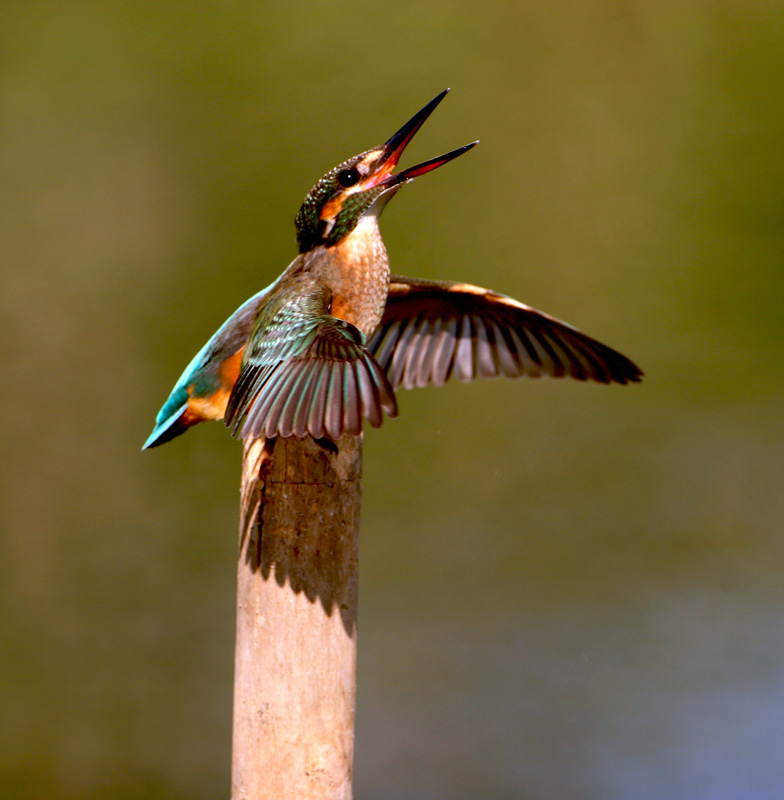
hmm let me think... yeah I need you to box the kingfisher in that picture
[143,90,642,449]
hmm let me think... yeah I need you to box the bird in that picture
[143,89,642,450]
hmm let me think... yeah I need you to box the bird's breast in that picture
[317,216,390,337]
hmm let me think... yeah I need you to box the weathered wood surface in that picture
[231,435,362,800]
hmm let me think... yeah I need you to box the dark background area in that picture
[2,2,783,798]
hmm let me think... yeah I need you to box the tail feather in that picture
[142,403,190,450]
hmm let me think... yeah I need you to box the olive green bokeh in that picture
[2,2,783,798]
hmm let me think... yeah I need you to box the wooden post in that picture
[231,435,362,800]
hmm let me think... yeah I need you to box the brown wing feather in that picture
[368,276,643,390]
[228,318,397,440]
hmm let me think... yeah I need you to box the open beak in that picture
[366,89,478,190]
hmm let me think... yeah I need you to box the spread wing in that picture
[368,276,643,389]
[225,277,396,440]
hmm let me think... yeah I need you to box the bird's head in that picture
[294,89,477,253]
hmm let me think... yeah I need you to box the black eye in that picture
[337,168,360,188]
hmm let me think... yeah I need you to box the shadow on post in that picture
[239,435,363,635]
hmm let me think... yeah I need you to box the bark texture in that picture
[231,435,362,800]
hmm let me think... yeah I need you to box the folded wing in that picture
[226,279,396,440]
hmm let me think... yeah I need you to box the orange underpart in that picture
[185,347,245,423]
[219,347,245,387]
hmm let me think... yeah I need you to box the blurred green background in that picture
[2,2,783,798]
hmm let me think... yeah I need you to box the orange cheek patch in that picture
[320,196,344,222]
